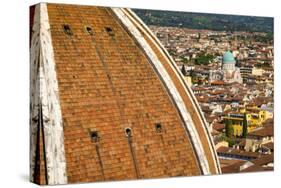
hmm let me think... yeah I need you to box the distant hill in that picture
[133,9,273,33]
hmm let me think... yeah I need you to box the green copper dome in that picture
[223,51,236,64]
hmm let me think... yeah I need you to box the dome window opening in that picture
[155,123,163,133]
[62,24,73,36]
[90,131,100,142]
[125,127,132,137]
[105,27,114,36]
[85,26,94,35]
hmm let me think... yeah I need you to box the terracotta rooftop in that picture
[238,139,246,147]
[219,159,243,168]
[221,160,245,174]
[30,3,220,185]
[250,154,273,166]
[248,125,273,138]
[240,165,273,173]
[261,142,274,151]
[212,123,225,132]
[220,154,274,174]
[210,80,226,85]
[217,146,263,159]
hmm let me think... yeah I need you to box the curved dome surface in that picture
[223,51,236,64]
[30,3,221,185]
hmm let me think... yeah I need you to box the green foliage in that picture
[266,32,273,41]
[134,9,273,33]
[255,62,271,68]
[180,56,189,64]
[253,32,273,43]
[225,119,234,138]
[220,133,235,147]
[168,49,176,56]
[181,64,187,75]
[194,54,214,65]
[242,113,248,138]
[227,137,235,147]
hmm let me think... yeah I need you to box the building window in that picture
[85,26,93,35]
[155,123,163,133]
[105,27,114,36]
[125,127,132,137]
[90,131,100,142]
[62,24,73,36]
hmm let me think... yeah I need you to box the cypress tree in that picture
[229,119,234,137]
[181,64,187,76]
[225,118,233,138]
[225,119,229,137]
[225,119,230,137]
[242,113,248,138]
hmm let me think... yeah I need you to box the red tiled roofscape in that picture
[30,3,220,185]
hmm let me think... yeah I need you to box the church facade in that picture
[209,51,243,84]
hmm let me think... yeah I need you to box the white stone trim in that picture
[30,3,67,185]
[30,4,41,182]
[112,8,211,174]
[122,8,221,174]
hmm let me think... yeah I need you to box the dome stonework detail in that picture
[30,3,220,185]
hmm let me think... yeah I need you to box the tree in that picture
[225,118,233,138]
[194,54,214,65]
[242,113,248,138]
[181,64,187,76]
[180,56,188,64]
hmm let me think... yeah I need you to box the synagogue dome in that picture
[223,51,236,64]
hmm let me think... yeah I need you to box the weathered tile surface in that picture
[30,3,220,185]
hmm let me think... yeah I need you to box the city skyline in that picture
[137,9,274,174]
[29,3,273,185]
